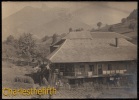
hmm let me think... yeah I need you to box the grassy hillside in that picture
[93,9,137,44]
[30,17,91,37]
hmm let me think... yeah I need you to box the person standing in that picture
[42,75,49,86]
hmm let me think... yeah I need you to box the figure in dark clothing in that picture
[39,64,51,86]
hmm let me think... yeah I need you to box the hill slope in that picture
[2,6,70,40]
[30,17,91,37]
[95,9,137,44]
[72,3,132,27]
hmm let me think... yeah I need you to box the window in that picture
[116,66,119,70]
[108,64,112,70]
[98,64,102,74]
[55,69,59,73]
[89,65,94,71]
[65,64,74,72]
[125,64,129,70]
[59,65,65,72]
[80,65,84,68]
[80,65,85,72]
[65,67,72,72]
[98,64,102,69]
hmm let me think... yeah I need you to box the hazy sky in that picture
[2,1,137,19]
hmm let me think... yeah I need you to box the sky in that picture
[2,1,137,19]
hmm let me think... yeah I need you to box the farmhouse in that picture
[47,31,137,86]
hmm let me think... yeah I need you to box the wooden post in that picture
[48,62,53,85]
[48,69,52,85]
[96,63,98,75]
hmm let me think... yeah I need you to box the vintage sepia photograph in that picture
[2,1,137,99]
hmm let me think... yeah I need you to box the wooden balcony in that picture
[62,69,128,79]
[103,70,127,75]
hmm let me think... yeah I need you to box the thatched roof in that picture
[47,31,137,63]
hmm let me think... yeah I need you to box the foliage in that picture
[97,22,102,29]
[34,44,50,64]
[128,22,136,31]
[14,76,34,84]
[127,9,137,20]
[2,43,18,59]
[17,33,36,61]
[69,28,73,32]
[6,35,14,44]
[108,25,114,32]
[75,28,84,32]
[90,28,95,32]
[3,32,52,65]
[121,18,126,23]
[51,33,59,45]
[41,35,49,42]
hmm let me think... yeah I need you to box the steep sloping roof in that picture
[47,37,137,63]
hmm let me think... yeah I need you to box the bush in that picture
[108,26,114,32]
[128,22,136,31]
[121,18,126,23]
[2,81,34,89]
[14,76,34,84]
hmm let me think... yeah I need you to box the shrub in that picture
[2,81,34,89]
[14,76,34,84]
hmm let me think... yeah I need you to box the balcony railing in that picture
[60,72,75,76]
[103,70,127,75]
[60,70,127,78]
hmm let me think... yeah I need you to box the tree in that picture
[97,22,102,30]
[129,22,136,31]
[90,28,95,32]
[51,33,58,45]
[18,33,36,64]
[108,25,114,32]
[41,35,49,42]
[6,35,18,48]
[6,35,14,44]
[75,28,83,32]
[2,43,18,61]
[80,28,84,31]
[35,45,49,65]
[69,28,72,33]
[127,9,137,20]
[121,18,126,23]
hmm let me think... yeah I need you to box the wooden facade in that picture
[51,61,136,79]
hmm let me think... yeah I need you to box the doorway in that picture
[98,64,102,75]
